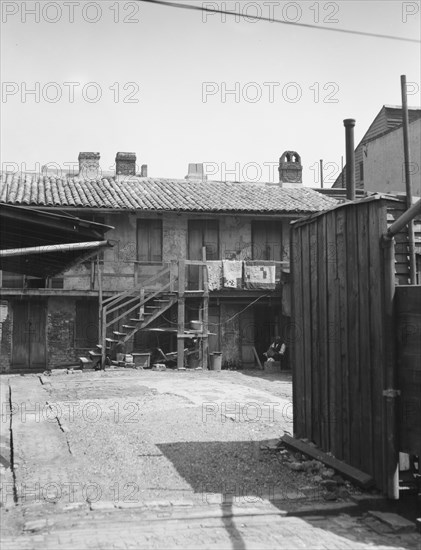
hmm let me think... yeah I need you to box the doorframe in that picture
[11,298,48,370]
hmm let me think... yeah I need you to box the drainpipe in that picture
[344,119,356,200]
[400,75,417,284]
[381,198,420,499]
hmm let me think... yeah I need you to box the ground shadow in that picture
[157,440,419,549]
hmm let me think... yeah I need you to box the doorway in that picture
[12,300,47,370]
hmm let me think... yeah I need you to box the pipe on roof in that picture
[0,240,112,258]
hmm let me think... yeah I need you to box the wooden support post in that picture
[97,255,105,368]
[202,247,209,370]
[177,260,186,370]
[134,261,139,287]
[140,288,145,318]
[101,305,107,369]
[170,261,175,293]
[382,235,400,499]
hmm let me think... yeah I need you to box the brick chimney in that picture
[78,152,100,179]
[141,164,148,177]
[278,151,302,187]
[185,163,207,182]
[116,152,136,176]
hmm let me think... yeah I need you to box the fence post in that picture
[382,234,400,499]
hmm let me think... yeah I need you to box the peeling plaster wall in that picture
[0,301,12,373]
[47,298,76,367]
[60,212,290,292]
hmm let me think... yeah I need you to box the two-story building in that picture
[0,151,337,372]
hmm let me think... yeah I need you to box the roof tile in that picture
[0,173,338,214]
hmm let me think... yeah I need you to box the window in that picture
[359,161,364,182]
[251,221,283,261]
[0,272,46,289]
[137,219,163,263]
[188,220,219,260]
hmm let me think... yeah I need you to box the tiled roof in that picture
[0,172,337,214]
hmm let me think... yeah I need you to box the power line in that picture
[138,0,420,43]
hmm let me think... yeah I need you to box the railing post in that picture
[177,260,185,370]
[202,248,209,371]
[101,305,107,369]
[140,288,145,318]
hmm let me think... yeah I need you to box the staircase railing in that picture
[100,263,176,365]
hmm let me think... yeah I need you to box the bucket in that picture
[210,352,222,371]
[190,320,202,331]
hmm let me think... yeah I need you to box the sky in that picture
[1,0,420,187]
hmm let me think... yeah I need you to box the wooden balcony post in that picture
[177,260,186,370]
[202,247,209,370]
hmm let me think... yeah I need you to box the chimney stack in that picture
[141,164,148,177]
[116,152,136,176]
[185,163,207,182]
[278,151,302,187]
[78,152,100,180]
[343,119,356,200]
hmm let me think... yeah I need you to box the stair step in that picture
[89,351,102,358]
[96,344,103,350]
[145,306,161,310]
[122,325,136,330]
[155,299,171,303]
[113,331,127,337]
[130,318,143,322]
[105,338,118,343]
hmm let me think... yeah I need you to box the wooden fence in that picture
[290,195,420,495]
[396,285,421,457]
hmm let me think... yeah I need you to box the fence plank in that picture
[357,203,374,475]
[301,224,312,436]
[291,226,305,438]
[317,214,329,451]
[336,208,350,463]
[309,220,320,446]
[346,206,361,469]
[326,211,340,456]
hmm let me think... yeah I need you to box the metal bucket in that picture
[210,352,222,371]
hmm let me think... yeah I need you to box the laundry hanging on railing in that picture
[206,260,223,291]
[222,260,243,289]
[244,262,276,290]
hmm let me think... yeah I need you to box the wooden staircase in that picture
[79,259,210,370]
[98,264,177,365]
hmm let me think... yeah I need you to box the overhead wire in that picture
[138,0,420,43]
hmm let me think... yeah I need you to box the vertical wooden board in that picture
[301,224,312,438]
[357,203,374,476]
[336,208,350,462]
[317,214,329,451]
[346,206,362,469]
[396,286,421,455]
[326,211,339,456]
[291,225,305,438]
[368,201,386,490]
[309,220,320,446]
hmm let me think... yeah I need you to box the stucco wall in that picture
[62,213,289,292]
[364,119,421,196]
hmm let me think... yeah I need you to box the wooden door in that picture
[188,220,219,289]
[12,301,47,369]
